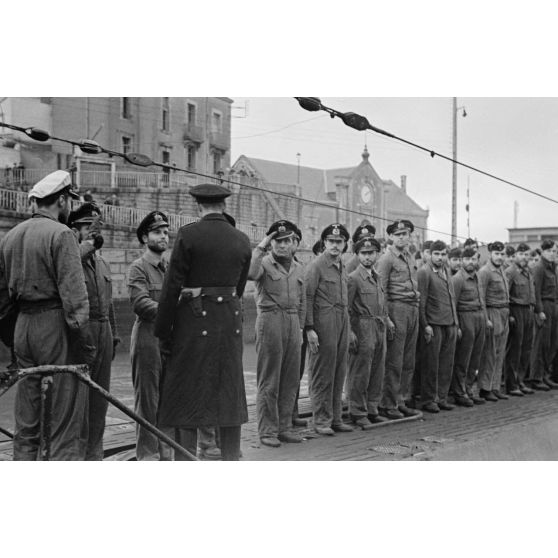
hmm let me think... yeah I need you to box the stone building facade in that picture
[0,97,233,182]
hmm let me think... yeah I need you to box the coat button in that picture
[234,310,239,315]
[235,329,240,334]
[202,330,207,336]
[217,296,223,302]
[202,311,207,316]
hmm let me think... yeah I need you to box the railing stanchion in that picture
[39,375,53,461]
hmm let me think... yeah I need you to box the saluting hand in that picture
[257,231,277,251]
[307,329,319,354]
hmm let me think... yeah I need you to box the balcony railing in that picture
[0,168,217,191]
[0,187,267,243]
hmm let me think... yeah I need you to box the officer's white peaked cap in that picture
[28,170,79,200]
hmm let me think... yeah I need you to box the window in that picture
[187,145,196,170]
[162,150,171,184]
[212,110,222,132]
[122,136,132,154]
[162,97,170,132]
[121,97,131,119]
[187,102,197,125]
[213,150,222,175]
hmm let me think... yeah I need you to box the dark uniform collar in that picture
[459,268,477,281]
[542,257,555,271]
[358,264,376,281]
[428,261,448,279]
[201,213,227,222]
[513,261,530,275]
[388,244,410,260]
[486,260,504,273]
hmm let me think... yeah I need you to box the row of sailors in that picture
[249,218,558,447]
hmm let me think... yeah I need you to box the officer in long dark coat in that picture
[154,183,252,461]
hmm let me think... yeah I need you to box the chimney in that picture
[401,175,407,193]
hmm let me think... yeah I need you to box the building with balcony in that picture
[0,97,233,188]
[232,148,429,247]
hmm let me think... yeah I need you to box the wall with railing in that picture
[0,169,308,243]
[0,186,271,245]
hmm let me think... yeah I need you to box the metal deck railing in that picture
[0,364,198,461]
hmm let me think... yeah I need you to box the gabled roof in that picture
[234,156,328,201]
[233,153,427,215]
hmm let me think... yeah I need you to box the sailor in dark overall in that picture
[305,223,353,435]
[347,236,390,429]
[68,203,119,460]
[0,171,95,460]
[417,240,459,413]
[504,242,536,396]
[451,247,488,406]
[376,220,421,419]
[478,241,511,401]
[155,184,252,461]
[249,220,306,447]
[127,211,173,461]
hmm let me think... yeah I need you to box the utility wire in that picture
[294,97,558,206]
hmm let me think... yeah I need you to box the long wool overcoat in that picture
[154,213,252,428]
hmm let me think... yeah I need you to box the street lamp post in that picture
[452,97,467,246]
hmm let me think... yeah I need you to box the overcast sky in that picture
[230,97,558,244]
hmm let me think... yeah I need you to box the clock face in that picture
[361,185,372,204]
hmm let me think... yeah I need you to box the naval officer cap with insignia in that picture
[68,202,102,228]
[189,183,231,204]
[136,211,170,244]
[266,220,300,241]
[321,223,350,242]
[386,219,414,236]
[352,224,376,243]
[354,236,381,254]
